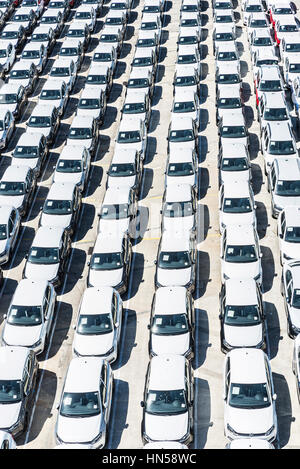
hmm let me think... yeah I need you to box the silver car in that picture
[0,109,14,151]
[0,204,20,264]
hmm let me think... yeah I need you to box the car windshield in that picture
[13,14,29,21]
[146,389,187,415]
[175,76,196,86]
[182,4,198,11]
[224,304,261,326]
[274,7,291,13]
[225,244,258,262]
[292,289,300,308]
[0,380,22,404]
[181,19,198,26]
[41,16,58,24]
[56,159,83,173]
[100,203,129,220]
[10,69,30,79]
[269,140,295,154]
[216,33,234,40]
[78,98,100,109]
[67,29,84,37]
[0,93,17,104]
[137,38,156,47]
[117,130,141,143]
[158,250,192,269]
[7,305,42,326]
[229,383,270,409]
[163,202,194,217]
[0,1,8,5]
[69,127,92,139]
[0,181,25,195]
[77,313,113,335]
[90,252,123,270]
[178,36,198,45]
[173,101,195,113]
[167,162,194,176]
[28,246,60,264]
[221,125,246,138]
[275,180,300,196]
[111,2,127,8]
[108,163,136,176]
[169,129,194,141]
[218,97,241,108]
[43,199,72,215]
[14,145,38,159]
[216,15,233,22]
[128,78,149,88]
[246,4,262,11]
[280,25,298,32]
[123,102,145,113]
[87,74,107,84]
[259,80,282,91]
[1,32,18,39]
[217,73,240,83]
[177,54,196,64]
[284,226,300,243]
[0,49,6,58]
[289,63,300,73]
[0,224,6,240]
[141,21,157,29]
[76,12,92,19]
[50,67,70,77]
[23,0,38,4]
[106,17,122,25]
[28,116,51,127]
[152,313,189,335]
[250,19,267,27]
[22,50,40,59]
[132,57,152,66]
[100,34,118,42]
[60,47,78,56]
[264,107,288,120]
[217,51,237,61]
[143,5,159,12]
[215,1,232,7]
[60,392,100,417]
[223,197,252,213]
[49,1,65,6]
[221,157,249,171]
[256,59,278,67]
[286,43,300,52]
[32,33,48,41]
[93,52,112,61]
[253,37,272,46]
[41,89,61,100]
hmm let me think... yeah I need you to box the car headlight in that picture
[221,222,226,229]
[283,253,292,261]
[223,274,230,280]
[273,203,282,212]
[254,274,261,282]
[104,347,115,356]
[31,338,42,349]
[114,280,124,290]
[88,432,103,446]
[178,431,190,443]
[291,324,300,334]
[265,425,275,436]
[227,424,239,437]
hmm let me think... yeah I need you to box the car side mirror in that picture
[25,254,28,259]
[87,261,90,266]
[72,324,76,330]
[219,314,222,320]
[259,253,263,258]
[147,324,150,330]
[3,314,7,319]
[279,233,283,239]
[273,393,277,401]
[140,401,145,407]
[115,322,119,328]
[56,403,60,410]
[222,393,226,401]
[154,260,157,265]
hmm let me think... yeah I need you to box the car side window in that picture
[8,214,14,236]
[271,167,277,188]
[112,293,118,323]
[1,440,9,449]
[287,279,293,302]
[100,365,107,406]
[43,294,49,318]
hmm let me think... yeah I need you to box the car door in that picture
[8,209,18,249]
[44,284,55,336]
[100,363,111,423]
[112,291,121,342]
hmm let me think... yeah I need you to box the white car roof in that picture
[47,182,76,200]
[214,24,234,33]
[16,131,44,146]
[42,8,61,17]
[102,185,131,205]
[70,114,95,128]
[218,86,240,98]
[138,30,157,40]
[154,287,189,315]
[262,91,286,108]
[221,142,248,157]
[79,287,115,316]
[170,115,194,130]
[93,231,123,253]
[286,53,300,63]
[225,278,258,305]
[0,108,12,119]
[51,57,74,68]
[80,87,102,99]
[225,224,257,245]
[217,62,239,73]
[93,43,116,53]
[168,147,194,162]
[274,157,300,179]
[216,42,238,52]
[11,279,49,306]
[141,13,160,22]
[252,28,273,38]
[22,42,42,51]
[255,48,278,60]
[283,206,300,227]
[68,20,87,30]
[175,65,197,77]
[0,82,22,93]
[1,165,30,182]
[60,38,82,48]
[64,357,105,393]
[222,180,251,198]
[10,59,32,71]
[173,88,196,102]
[118,115,142,131]
[88,63,110,75]
[277,15,298,25]
[112,148,137,163]
[41,79,65,90]
[0,347,30,380]
[267,120,294,140]
[165,183,193,203]
[32,225,65,247]
[134,47,153,58]
[160,230,190,252]
[221,111,245,125]
[283,33,300,43]
[178,44,197,56]
[228,348,268,384]
[124,89,147,103]
[30,103,57,116]
[149,355,186,390]
[59,145,86,160]
[129,67,152,79]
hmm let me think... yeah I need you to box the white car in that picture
[26,103,60,144]
[284,53,300,86]
[141,354,193,445]
[143,442,188,449]
[122,89,151,128]
[74,5,96,32]
[278,206,300,264]
[0,40,15,76]
[53,145,91,192]
[106,148,143,193]
[55,358,113,448]
[77,87,106,124]
[49,58,77,93]
[223,348,278,442]
[39,79,69,116]
[218,142,251,185]
[148,286,194,358]
[220,224,262,284]
[58,39,84,71]
[176,44,201,77]
[173,65,200,96]
[12,131,48,177]
[0,205,20,265]
[281,260,300,337]
[40,9,64,37]
[22,0,44,18]
[219,278,266,352]
[216,62,242,94]
[249,29,275,58]
[0,109,14,151]
[72,286,123,362]
[167,116,198,154]
[86,64,112,95]
[31,25,56,55]
[66,115,99,156]
[219,180,256,232]
[92,43,117,75]
[0,430,16,449]
[252,48,279,84]
[0,165,36,217]
[161,183,197,233]
[155,229,196,292]
[115,116,147,161]
[8,60,38,96]
[21,42,47,74]
[218,110,248,149]
[171,89,200,128]
[226,438,275,448]
[215,42,240,73]
[216,85,243,123]
[243,0,264,25]
[165,146,198,189]
[292,333,300,402]
[2,279,56,355]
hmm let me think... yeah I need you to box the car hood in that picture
[289,306,300,328]
[224,324,263,347]
[273,194,300,211]
[11,157,39,171]
[151,332,190,356]
[169,141,196,153]
[114,141,143,154]
[2,323,41,347]
[144,412,189,441]
[40,213,72,230]
[226,405,274,435]
[40,98,61,109]
[0,195,24,210]
[66,138,93,150]
[0,103,17,114]
[221,136,248,147]
[53,171,82,186]
[56,414,101,443]
[73,331,114,356]
[281,240,300,261]
[223,260,260,281]
[10,77,31,88]
[157,267,192,287]
[29,126,51,138]
[25,261,59,282]
[88,267,123,288]
[165,174,196,187]
[85,84,107,94]
[98,218,130,237]
[0,402,22,429]
[220,170,250,185]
